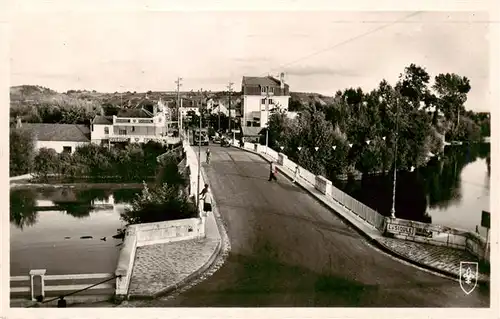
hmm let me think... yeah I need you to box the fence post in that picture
[29,269,46,301]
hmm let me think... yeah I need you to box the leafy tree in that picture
[33,148,59,181]
[120,182,197,225]
[432,73,471,139]
[10,128,35,176]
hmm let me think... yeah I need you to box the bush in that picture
[120,182,197,225]
[33,148,59,180]
[32,141,170,182]
[10,128,35,176]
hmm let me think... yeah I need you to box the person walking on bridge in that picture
[199,183,212,215]
[268,161,278,182]
[293,165,300,183]
[206,148,211,164]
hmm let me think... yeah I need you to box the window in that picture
[269,87,274,94]
[132,126,135,132]
[261,99,266,105]
[104,127,109,135]
[261,86,266,93]
[63,146,72,153]
[246,121,252,126]
[119,129,127,135]
[268,99,274,105]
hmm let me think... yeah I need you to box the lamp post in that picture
[390,95,399,219]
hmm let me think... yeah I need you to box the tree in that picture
[33,148,60,181]
[432,73,471,139]
[398,64,431,108]
[10,128,35,176]
[120,182,197,225]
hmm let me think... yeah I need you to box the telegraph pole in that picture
[227,82,233,140]
[175,77,183,138]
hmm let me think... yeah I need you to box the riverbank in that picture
[11,182,148,189]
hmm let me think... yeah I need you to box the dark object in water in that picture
[112,229,125,240]
[80,236,93,239]
[115,243,123,247]
[64,236,71,239]
[100,237,106,241]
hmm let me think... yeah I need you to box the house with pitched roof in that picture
[241,73,290,134]
[90,98,177,146]
[15,119,91,154]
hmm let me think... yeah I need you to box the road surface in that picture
[150,145,490,307]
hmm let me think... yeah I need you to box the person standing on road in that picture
[293,165,300,183]
[206,148,211,164]
[268,161,278,182]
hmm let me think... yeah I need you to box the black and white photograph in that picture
[2,1,498,318]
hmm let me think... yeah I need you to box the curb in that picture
[127,153,227,301]
[235,145,491,285]
[128,240,222,300]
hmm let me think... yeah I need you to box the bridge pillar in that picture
[277,153,287,165]
[29,269,46,301]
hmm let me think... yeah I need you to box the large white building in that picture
[91,98,179,145]
[241,74,290,134]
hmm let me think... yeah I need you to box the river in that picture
[9,186,140,276]
[333,143,490,237]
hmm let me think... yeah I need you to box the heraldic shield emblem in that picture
[460,261,479,294]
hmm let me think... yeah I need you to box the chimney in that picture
[280,72,285,90]
[16,116,22,128]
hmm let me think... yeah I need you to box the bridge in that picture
[147,141,489,307]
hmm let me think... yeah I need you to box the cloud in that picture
[284,65,360,77]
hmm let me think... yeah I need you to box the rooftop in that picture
[19,123,91,142]
[242,76,289,89]
[92,115,113,125]
[117,108,154,118]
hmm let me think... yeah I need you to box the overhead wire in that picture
[259,11,422,77]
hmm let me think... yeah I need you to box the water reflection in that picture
[10,187,140,229]
[10,189,38,230]
[334,143,490,231]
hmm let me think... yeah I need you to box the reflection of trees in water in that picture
[56,202,93,218]
[10,189,38,230]
[422,144,488,210]
[113,189,140,203]
[333,143,490,223]
[10,187,141,228]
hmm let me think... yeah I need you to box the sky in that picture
[9,10,491,111]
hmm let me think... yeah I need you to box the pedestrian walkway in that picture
[127,208,222,299]
[241,146,490,284]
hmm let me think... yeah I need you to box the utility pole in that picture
[227,82,233,140]
[265,88,270,154]
[197,89,203,215]
[175,77,183,138]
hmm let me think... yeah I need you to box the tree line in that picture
[264,64,489,181]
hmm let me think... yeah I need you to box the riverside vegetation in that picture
[262,64,490,180]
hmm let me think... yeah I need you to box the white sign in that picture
[386,223,415,236]
[460,261,478,295]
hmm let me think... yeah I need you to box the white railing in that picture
[239,142,488,259]
[10,269,115,301]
